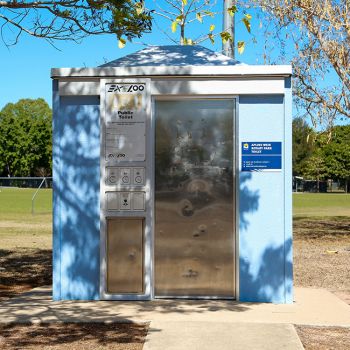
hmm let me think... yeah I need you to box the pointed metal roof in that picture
[99,45,242,67]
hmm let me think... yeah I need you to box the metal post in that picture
[31,177,46,215]
[223,0,235,59]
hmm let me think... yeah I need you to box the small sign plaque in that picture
[241,142,282,171]
[105,83,147,161]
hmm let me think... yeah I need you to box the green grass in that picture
[0,187,52,213]
[1,188,349,219]
[0,187,52,216]
[293,193,350,217]
[0,188,52,249]
[0,189,349,250]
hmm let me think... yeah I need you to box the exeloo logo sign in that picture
[108,84,145,93]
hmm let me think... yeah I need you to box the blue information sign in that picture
[241,142,282,171]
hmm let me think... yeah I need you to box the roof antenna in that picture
[223,0,235,59]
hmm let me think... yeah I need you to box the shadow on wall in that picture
[240,239,292,303]
[54,95,100,300]
[239,172,292,303]
[239,172,259,231]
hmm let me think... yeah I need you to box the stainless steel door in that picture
[107,218,144,293]
[155,99,235,297]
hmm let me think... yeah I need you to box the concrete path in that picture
[0,287,349,326]
[143,322,304,350]
[1,287,350,349]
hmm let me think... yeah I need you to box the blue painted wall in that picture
[53,82,100,300]
[238,92,293,303]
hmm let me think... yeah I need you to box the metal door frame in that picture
[152,95,239,300]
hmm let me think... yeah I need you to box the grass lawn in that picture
[293,193,350,217]
[0,187,51,217]
[0,188,51,250]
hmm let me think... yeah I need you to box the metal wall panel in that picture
[53,94,100,300]
[155,99,235,297]
[107,218,143,294]
[238,95,291,303]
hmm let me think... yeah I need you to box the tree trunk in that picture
[6,164,11,177]
[180,23,185,45]
[180,1,185,45]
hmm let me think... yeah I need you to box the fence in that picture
[0,177,52,189]
[293,177,348,193]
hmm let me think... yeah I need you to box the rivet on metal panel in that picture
[180,199,194,217]
[198,224,207,233]
[192,230,200,238]
[182,269,198,278]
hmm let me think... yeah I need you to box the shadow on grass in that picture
[0,323,148,349]
[293,217,350,240]
[293,215,350,222]
[0,249,52,301]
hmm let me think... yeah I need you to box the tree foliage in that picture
[322,125,350,181]
[152,0,251,52]
[293,122,350,191]
[0,99,52,177]
[0,1,152,46]
[292,117,314,175]
[247,0,350,128]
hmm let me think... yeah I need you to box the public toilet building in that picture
[52,45,293,303]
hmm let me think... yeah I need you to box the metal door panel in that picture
[155,99,235,297]
[107,218,143,293]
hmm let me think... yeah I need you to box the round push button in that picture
[135,176,142,184]
[122,176,129,184]
[109,175,117,183]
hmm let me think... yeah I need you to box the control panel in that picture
[106,167,145,186]
[101,81,149,216]
[105,166,146,212]
[101,79,150,298]
[106,191,145,211]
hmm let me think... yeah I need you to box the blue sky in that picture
[0,2,271,110]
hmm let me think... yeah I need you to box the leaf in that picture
[171,21,178,33]
[118,38,126,48]
[242,18,251,33]
[176,14,184,22]
[182,0,188,5]
[135,2,143,15]
[184,38,193,45]
[326,250,338,254]
[245,13,252,20]
[196,13,203,23]
[220,31,232,44]
[204,10,214,18]
[208,33,215,44]
[237,41,245,54]
[227,5,237,16]
[209,24,215,32]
